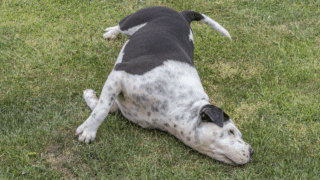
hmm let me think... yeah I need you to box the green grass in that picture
[1,0,319,179]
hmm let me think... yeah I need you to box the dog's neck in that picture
[164,100,210,147]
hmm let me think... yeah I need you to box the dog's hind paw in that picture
[103,25,120,39]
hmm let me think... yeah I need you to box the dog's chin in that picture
[211,154,250,166]
[212,154,236,166]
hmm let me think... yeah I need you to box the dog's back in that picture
[109,6,231,75]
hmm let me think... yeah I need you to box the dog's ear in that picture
[200,105,229,128]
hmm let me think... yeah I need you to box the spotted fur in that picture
[76,6,253,166]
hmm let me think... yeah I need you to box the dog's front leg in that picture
[76,71,122,143]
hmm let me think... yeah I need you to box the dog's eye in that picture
[229,130,234,135]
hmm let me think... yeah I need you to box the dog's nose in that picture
[249,147,254,157]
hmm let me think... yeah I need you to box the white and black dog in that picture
[76,6,254,165]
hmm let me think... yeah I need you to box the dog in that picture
[76,6,254,165]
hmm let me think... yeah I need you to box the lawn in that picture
[1,0,319,179]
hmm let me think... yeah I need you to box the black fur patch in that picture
[200,104,229,128]
[114,7,197,75]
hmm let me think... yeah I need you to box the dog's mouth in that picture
[222,154,252,166]
[223,155,238,166]
[204,150,239,166]
[207,151,251,166]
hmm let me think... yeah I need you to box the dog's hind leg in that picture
[104,7,161,39]
[76,71,123,143]
[103,25,121,39]
[103,20,147,39]
[103,12,145,39]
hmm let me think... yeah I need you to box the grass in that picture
[1,0,319,179]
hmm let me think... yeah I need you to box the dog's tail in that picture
[180,10,232,40]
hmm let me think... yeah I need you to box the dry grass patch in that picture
[232,102,265,125]
[206,61,261,80]
[44,144,75,178]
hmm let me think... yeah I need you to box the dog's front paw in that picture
[103,26,120,39]
[75,124,97,143]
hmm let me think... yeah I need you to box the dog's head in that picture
[193,105,254,165]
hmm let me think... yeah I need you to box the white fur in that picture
[83,89,98,111]
[120,23,147,36]
[189,29,194,42]
[76,70,123,143]
[201,14,232,40]
[103,23,147,39]
[115,40,129,64]
[103,25,120,39]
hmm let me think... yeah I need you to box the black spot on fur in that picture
[135,96,141,103]
[181,131,184,136]
[194,130,200,144]
[108,86,113,91]
[122,105,128,110]
[153,80,167,95]
[174,124,177,128]
[175,115,179,121]
[190,107,198,120]
[220,132,224,138]
[165,70,175,79]
[238,140,243,144]
[144,86,153,94]
[160,100,169,111]
[151,105,159,112]
[164,123,169,127]
[92,113,96,118]
[152,119,158,124]
[179,94,187,99]
[100,100,104,104]
[132,100,141,108]
[187,137,191,141]
[243,154,246,156]
[141,94,149,102]
[179,114,185,121]
[151,101,161,112]
[147,112,151,116]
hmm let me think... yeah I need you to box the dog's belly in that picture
[113,60,209,131]
[115,75,177,130]
[116,92,165,129]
